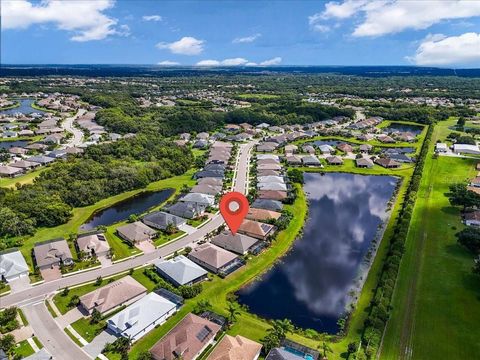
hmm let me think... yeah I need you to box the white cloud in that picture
[157,60,180,66]
[196,59,220,66]
[142,15,162,22]
[232,33,261,43]
[407,32,480,66]
[309,0,480,37]
[260,57,282,65]
[1,0,125,42]
[312,24,331,33]
[156,36,204,55]
[245,62,258,66]
[221,58,249,66]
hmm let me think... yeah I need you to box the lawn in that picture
[71,317,106,343]
[0,168,45,189]
[14,169,196,270]
[237,93,280,100]
[0,284,11,296]
[381,120,480,359]
[154,230,185,247]
[64,326,84,347]
[14,340,35,358]
[104,222,142,261]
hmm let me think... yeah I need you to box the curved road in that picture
[2,141,255,360]
[62,108,85,148]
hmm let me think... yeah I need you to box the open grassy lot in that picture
[13,169,196,270]
[71,317,106,343]
[381,120,480,359]
[154,230,185,247]
[13,339,35,358]
[0,168,45,188]
[237,93,280,100]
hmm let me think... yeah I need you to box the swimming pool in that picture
[283,346,315,360]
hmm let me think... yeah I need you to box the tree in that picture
[128,214,139,223]
[90,308,102,324]
[61,287,70,297]
[137,351,153,360]
[0,334,15,355]
[261,333,280,354]
[287,168,304,184]
[457,135,475,145]
[193,299,212,314]
[226,302,241,326]
[456,227,480,254]
[347,342,357,358]
[69,295,80,308]
[473,257,480,275]
[165,222,177,235]
[448,184,480,210]
[319,341,333,360]
[268,319,294,340]
[95,276,103,286]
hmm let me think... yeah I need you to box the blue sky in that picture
[2,0,480,67]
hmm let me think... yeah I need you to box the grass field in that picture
[381,119,480,359]
[14,339,35,358]
[71,317,105,343]
[0,168,45,188]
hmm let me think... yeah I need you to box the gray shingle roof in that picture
[154,255,208,286]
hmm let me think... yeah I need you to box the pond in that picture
[80,188,175,231]
[0,99,47,115]
[237,172,398,334]
[383,123,423,135]
[381,147,415,155]
[0,140,29,150]
[311,139,355,147]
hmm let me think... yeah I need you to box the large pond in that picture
[80,189,175,231]
[0,140,29,150]
[0,99,46,115]
[383,123,423,135]
[237,173,398,333]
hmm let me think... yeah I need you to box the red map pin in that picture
[219,192,250,235]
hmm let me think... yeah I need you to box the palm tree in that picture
[268,319,294,340]
[318,341,333,360]
[193,299,212,314]
[226,301,241,326]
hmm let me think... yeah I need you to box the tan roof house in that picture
[33,239,73,269]
[238,219,276,240]
[150,313,222,360]
[76,233,110,257]
[246,208,282,222]
[211,231,260,255]
[188,243,240,274]
[79,275,147,314]
[116,221,156,244]
[257,190,288,201]
[207,335,262,360]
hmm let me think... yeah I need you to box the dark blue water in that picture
[0,99,46,115]
[311,139,355,147]
[0,140,29,149]
[383,123,423,135]
[237,172,397,333]
[80,189,174,230]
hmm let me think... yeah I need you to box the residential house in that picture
[206,335,262,360]
[0,165,24,178]
[211,231,260,255]
[246,208,282,222]
[302,145,315,154]
[188,243,240,274]
[301,155,322,167]
[33,239,73,270]
[0,249,29,282]
[377,134,395,143]
[256,154,280,161]
[359,144,373,153]
[257,169,281,177]
[153,255,208,287]
[76,233,110,258]
[286,155,302,165]
[116,221,157,244]
[318,144,334,154]
[257,190,288,201]
[10,160,40,170]
[257,182,287,191]
[167,202,206,219]
[326,156,343,165]
[107,291,179,342]
[435,143,448,153]
[284,144,298,154]
[256,142,278,152]
[257,163,282,171]
[238,219,276,241]
[252,199,283,212]
[257,175,285,184]
[337,143,353,153]
[80,276,147,314]
[149,313,222,360]
[375,158,401,168]
[356,158,374,168]
[197,177,223,187]
[180,193,215,207]
[191,184,222,196]
[143,211,187,231]
[27,155,55,165]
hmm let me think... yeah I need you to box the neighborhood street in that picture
[61,108,86,148]
[2,141,254,360]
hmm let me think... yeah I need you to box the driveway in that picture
[179,224,197,235]
[135,241,155,253]
[83,330,118,358]
[57,307,86,328]
[8,325,34,342]
[23,302,91,360]
[9,276,31,293]
[98,255,112,267]
[40,266,62,282]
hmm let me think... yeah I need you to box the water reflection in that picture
[0,99,46,115]
[237,173,397,333]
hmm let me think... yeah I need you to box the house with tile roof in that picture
[153,255,208,287]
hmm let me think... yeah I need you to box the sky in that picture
[1,0,480,67]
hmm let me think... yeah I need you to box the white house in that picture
[453,144,480,155]
[464,211,480,227]
[0,249,29,283]
[106,292,179,342]
[435,143,448,153]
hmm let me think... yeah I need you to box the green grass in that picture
[0,168,46,189]
[104,222,142,261]
[71,318,106,343]
[45,300,58,318]
[0,284,11,296]
[64,326,84,347]
[13,169,196,270]
[18,308,28,326]
[187,217,209,228]
[237,93,280,99]
[381,119,480,360]
[33,336,43,349]
[154,230,185,247]
[14,340,35,358]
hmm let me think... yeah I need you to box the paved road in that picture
[1,141,253,309]
[62,108,86,148]
[23,303,91,360]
